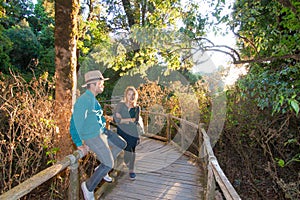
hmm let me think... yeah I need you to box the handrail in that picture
[0,142,124,200]
[201,127,241,200]
[0,150,85,200]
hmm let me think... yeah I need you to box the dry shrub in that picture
[137,81,172,112]
[137,79,210,119]
[0,71,57,194]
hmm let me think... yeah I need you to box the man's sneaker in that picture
[95,165,112,183]
[103,174,113,183]
[129,172,136,180]
[81,181,95,200]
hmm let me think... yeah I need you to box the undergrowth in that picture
[0,71,57,194]
[215,88,300,200]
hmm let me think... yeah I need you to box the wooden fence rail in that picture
[0,150,85,200]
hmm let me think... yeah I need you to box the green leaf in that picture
[284,139,297,146]
[277,159,285,168]
[47,160,56,165]
[290,99,299,115]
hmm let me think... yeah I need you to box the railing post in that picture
[166,114,171,143]
[68,158,79,200]
[68,150,84,200]
[198,123,205,159]
[144,111,149,134]
[180,119,184,149]
[205,162,216,200]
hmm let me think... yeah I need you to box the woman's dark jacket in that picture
[113,102,140,147]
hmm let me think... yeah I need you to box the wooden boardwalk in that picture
[100,137,204,200]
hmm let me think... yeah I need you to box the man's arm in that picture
[70,115,83,147]
[70,115,89,154]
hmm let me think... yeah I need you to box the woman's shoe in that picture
[129,172,136,180]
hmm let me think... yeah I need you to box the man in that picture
[69,70,127,200]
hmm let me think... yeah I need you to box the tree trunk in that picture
[54,0,79,159]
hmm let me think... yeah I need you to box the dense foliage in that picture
[0,0,54,79]
[213,0,300,199]
[231,0,300,115]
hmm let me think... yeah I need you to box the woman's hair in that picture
[124,86,138,106]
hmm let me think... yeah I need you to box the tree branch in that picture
[121,0,135,27]
[205,48,238,63]
[233,54,300,64]
[231,27,259,55]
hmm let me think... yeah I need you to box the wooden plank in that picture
[101,138,204,200]
[112,180,200,197]
[134,174,200,186]
[135,157,198,171]
[136,162,199,172]
[110,188,200,200]
[134,140,186,173]
[109,183,201,200]
[142,133,168,142]
[127,175,201,191]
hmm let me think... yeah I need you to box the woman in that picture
[113,86,143,180]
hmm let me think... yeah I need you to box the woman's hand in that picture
[121,118,135,124]
[115,112,136,124]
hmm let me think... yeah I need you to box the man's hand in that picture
[104,115,113,122]
[77,144,89,156]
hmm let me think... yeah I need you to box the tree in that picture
[0,24,12,74]
[0,0,35,28]
[230,0,300,64]
[28,0,55,34]
[77,0,212,76]
[231,0,300,115]
[54,0,79,158]
[4,19,41,74]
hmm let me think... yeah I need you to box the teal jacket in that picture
[69,90,106,147]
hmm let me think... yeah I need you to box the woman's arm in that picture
[113,103,135,124]
[134,106,141,123]
[115,112,135,124]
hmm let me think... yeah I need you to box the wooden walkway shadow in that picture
[100,137,204,200]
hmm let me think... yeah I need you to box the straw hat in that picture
[82,70,109,87]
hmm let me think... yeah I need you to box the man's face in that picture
[94,80,105,95]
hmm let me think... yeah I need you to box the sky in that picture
[188,0,248,86]
[189,0,236,73]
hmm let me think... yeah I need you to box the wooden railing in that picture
[1,105,241,200]
[0,150,85,200]
[0,149,124,200]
